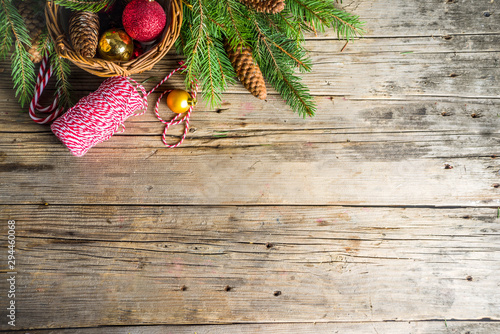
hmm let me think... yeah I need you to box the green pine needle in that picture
[286,0,364,39]
[0,10,13,60]
[254,25,315,117]
[328,7,364,41]
[54,0,115,12]
[36,30,51,59]
[1,0,31,45]
[1,0,36,107]
[177,0,236,108]
[50,46,72,109]
[11,41,35,107]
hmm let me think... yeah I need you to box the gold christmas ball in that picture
[166,90,196,113]
[97,29,134,61]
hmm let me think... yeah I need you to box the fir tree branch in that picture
[286,0,363,39]
[267,38,310,71]
[253,17,315,117]
[54,0,115,12]
[327,8,364,40]
[36,30,51,58]
[286,0,329,32]
[1,0,31,45]
[50,47,72,109]
[11,41,35,107]
[205,38,216,103]
[2,0,35,107]
[0,15,13,60]
[222,0,253,49]
[207,15,225,29]
[277,11,304,42]
[178,0,236,107]
[192,0,204,53]
[254,13,311,72]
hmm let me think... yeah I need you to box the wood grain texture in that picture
[1,0,500,331]
[1,129,499,206]
[1,206,499,329]
[14,322,500,334]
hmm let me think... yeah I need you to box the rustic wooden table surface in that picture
[1,0,500,333]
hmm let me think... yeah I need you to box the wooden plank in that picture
[2,95,499,137]
[333,0,500,37]
[1,206,499,329]
[1,126,499,205]
[16,322,500,334]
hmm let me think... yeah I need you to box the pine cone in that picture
[17,0,45,63]
[239,0,285,14]
[226,43,267,100]
[69,11,100,58]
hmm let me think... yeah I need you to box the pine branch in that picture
[276,11,304,42]
[2,0,36,107]
[50,45,72,109]
[54,0,115,12]
[252,15,315,117]
[177,0,236,107]
[36,30,51,58]
[1,0,31,45]
[327,7,364,40]
[286,0,363,39]
[11,41,35,107]
[220,0,253,49]
[0,13,13,60]
[286,0,330,33]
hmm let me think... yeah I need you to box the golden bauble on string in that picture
[166,90,196,114]
[97,29,134,61]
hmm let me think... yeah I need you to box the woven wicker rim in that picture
[45,0,182,77]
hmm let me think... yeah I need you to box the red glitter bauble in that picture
[122,0,167,43]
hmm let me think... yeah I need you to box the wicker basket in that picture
[45,0,182,77]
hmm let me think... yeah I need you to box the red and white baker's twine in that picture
[147,62,199,149]
[31,57,198,156]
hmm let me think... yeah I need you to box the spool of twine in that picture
[50,76,147,157]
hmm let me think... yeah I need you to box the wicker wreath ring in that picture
[45,0,182,77]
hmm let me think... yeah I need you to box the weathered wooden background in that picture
[1,0,500,333]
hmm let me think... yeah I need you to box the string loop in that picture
[147,61,199,148]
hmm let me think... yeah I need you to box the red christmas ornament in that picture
[122,0,166,43]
